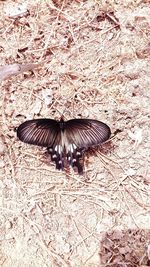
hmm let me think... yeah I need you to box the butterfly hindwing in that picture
[17,119,61,147]
[66,143,84,174]
[47,145,64,170]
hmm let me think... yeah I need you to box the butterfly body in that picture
[17,118,111,174]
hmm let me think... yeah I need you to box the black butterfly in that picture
[17,118,111,174]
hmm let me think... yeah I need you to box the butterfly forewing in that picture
[17,119,60,147]
[65,119,111,149]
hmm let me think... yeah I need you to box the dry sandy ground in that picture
[0,0,150,266]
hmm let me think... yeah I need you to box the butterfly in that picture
[16,118,111,174]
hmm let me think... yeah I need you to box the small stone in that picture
[42,88,53,106]
[5,220,13,230]
[125,168,136,176]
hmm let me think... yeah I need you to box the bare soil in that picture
[0,0,150,266]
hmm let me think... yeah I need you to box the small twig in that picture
[0,63,42,80]
[125,187,150,209]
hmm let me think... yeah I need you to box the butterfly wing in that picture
[65,119,111,149]
[17,119,60,147]
[17,119,66,170]
[17,118,111,174]
[63,119,111,173]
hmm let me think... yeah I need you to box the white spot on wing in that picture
[67,143,77,153]
[54,145,62,154]
[58,145,62,154]
[72,143,77,149]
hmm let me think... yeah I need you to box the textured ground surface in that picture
[0,0,150,266]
